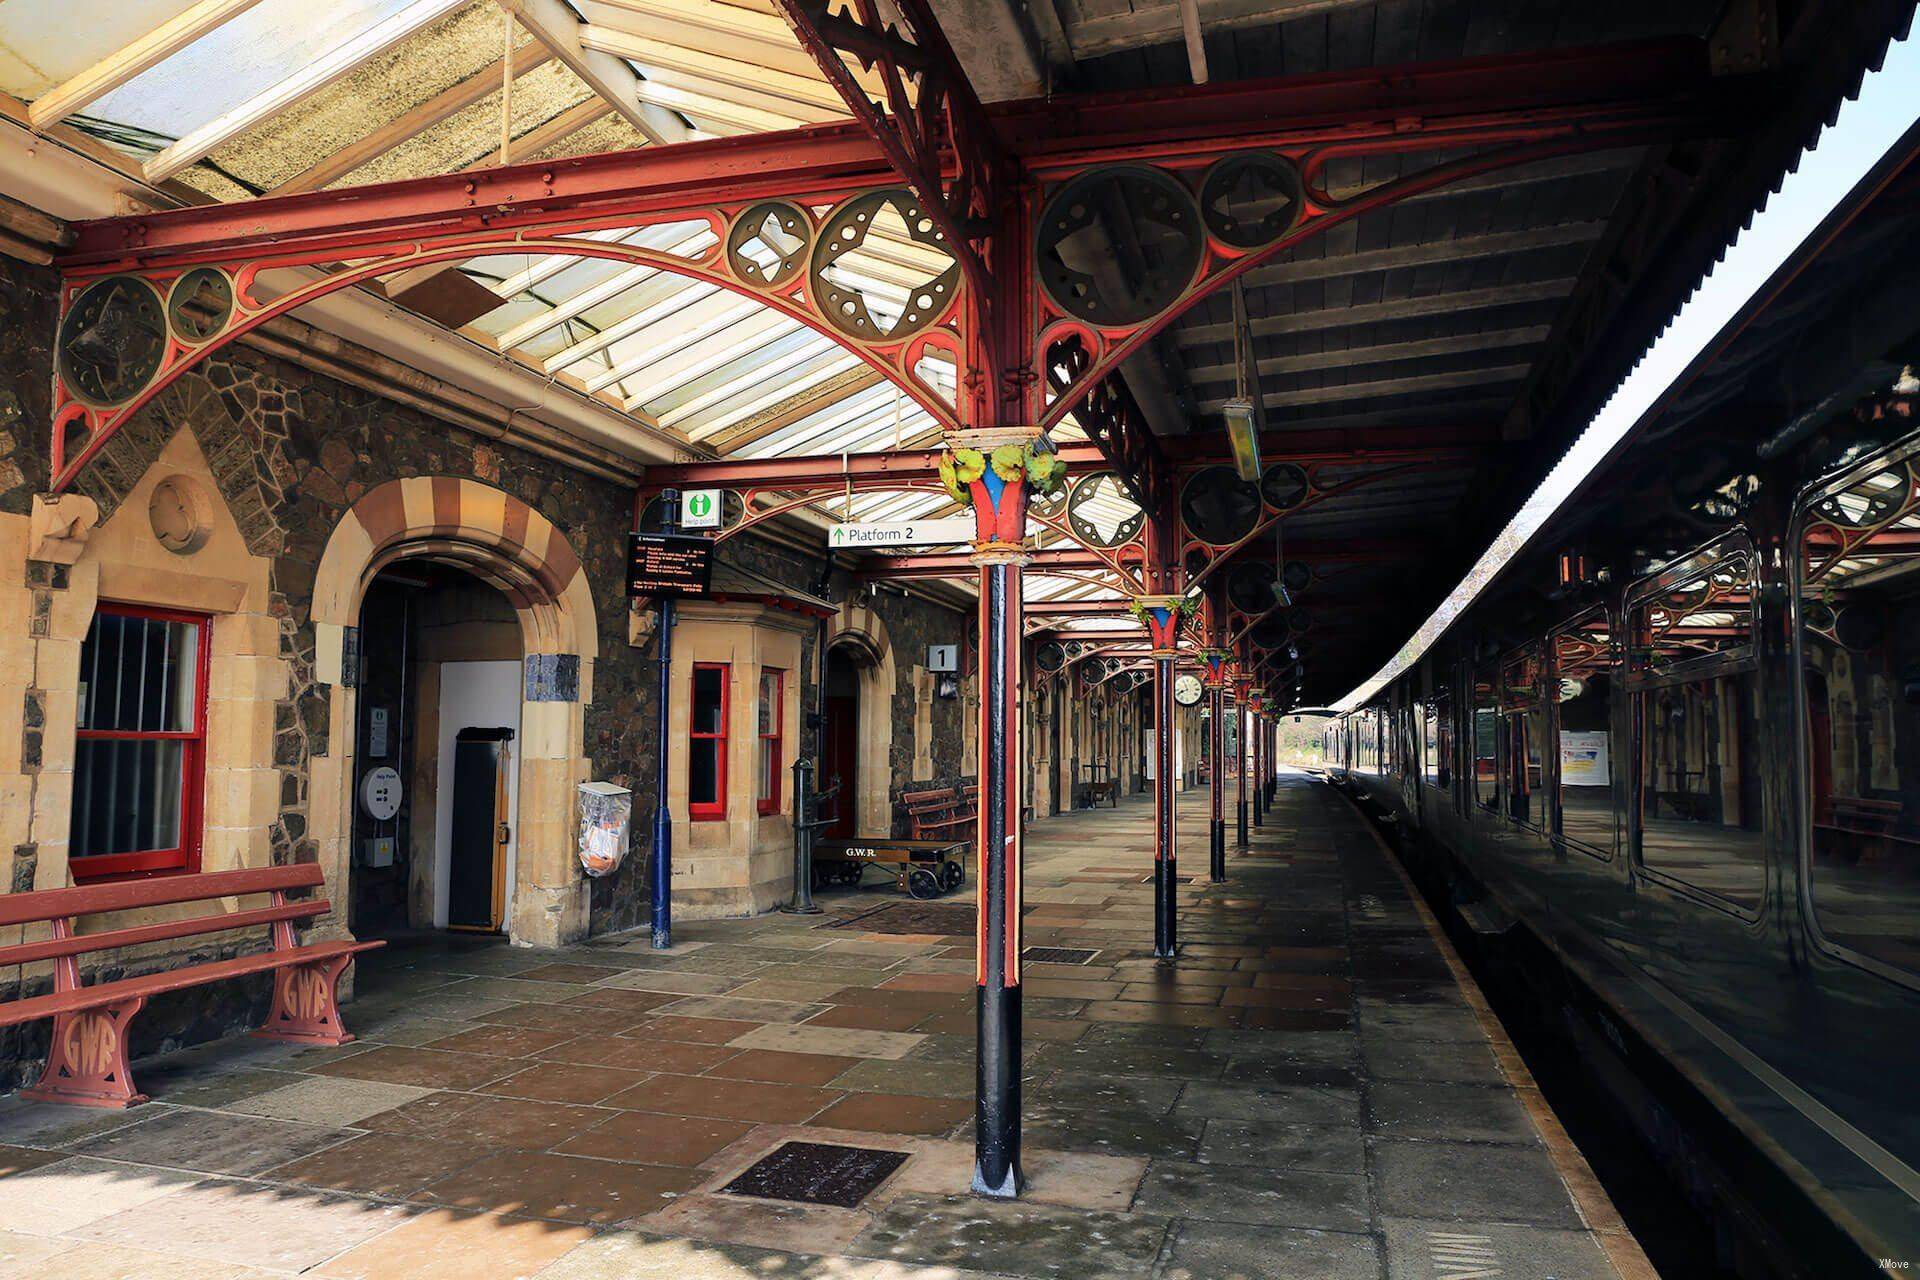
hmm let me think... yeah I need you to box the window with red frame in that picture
[70,605,209,878]
[689,663,728,820]
[757,669,784,816]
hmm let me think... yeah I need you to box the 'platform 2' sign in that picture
[626,533,714,598]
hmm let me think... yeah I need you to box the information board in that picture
[1559,730,1610,786]
[626,533,714,598]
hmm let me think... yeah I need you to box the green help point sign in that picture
[681,488,722,529]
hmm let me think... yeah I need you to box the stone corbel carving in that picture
[628,603,660,648]
[28,492,99,565]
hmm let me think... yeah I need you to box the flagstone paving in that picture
[0,771,1642,1278]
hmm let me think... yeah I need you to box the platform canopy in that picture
[4,0,1905,703]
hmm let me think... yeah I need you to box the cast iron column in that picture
[975,552,1022,1196]
[649,491,679,949]
[1209,681,1226,882]
[1136,595,1185,961]
[1235,688,1249,849]
[1252,710,1263,829]
[948,427,1044,1201]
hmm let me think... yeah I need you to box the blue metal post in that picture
[650,489,678,949]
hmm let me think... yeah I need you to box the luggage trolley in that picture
[812,837,967,899]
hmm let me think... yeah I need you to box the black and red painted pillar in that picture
[1137,593,1188,959]
[1203,649,1230,882]
[948,425,1048,1199]
[1249,691,1263,830]
[1234,677,1251,848]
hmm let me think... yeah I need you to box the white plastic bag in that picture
[577,781,633,878]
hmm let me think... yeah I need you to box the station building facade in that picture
[0,250,1199,1080]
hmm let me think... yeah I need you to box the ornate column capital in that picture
[1130,594,1190,657]
[940,426,1064,565]
[1201,649,1235,688]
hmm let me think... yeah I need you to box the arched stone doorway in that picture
[825,601,896,838]
[310,478,598,948]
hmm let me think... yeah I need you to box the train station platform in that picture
[0,770,1647,1280]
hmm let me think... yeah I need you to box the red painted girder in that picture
[60,40,1738,270]
[635,431,1483,494]
[868,537,1416,580]
[634,442,1109,492]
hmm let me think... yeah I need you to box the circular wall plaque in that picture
[148,474,214,555]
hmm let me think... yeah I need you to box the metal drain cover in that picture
[1023,946,1100,965]
[721,1141,909,1208]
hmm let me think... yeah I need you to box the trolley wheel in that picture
[907,867,942,900]
[839,865,862,886]
[939,860,964,892]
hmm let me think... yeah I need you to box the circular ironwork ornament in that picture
[1037,165,1205,327]
[1181,466,1263,547]
[811,189,958,343]
[1035,641,1067,673]
[1261,462,1310,512]
[166,268,234,345]
[1226,561,1278,615]
[727,201,811,288]
[58,275,167,408]
[1814,464,1911,529]
[1199,152,1305,250]
[1066,471,1146,548]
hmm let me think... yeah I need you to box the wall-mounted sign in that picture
[680,489,723,530]
[927,644,958,673]
[828,519,975,549]
[626,532,714,598]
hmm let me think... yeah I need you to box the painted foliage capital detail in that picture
[940,427,1064,563]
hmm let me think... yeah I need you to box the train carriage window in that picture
[1502,646,1549,829]
[1473,665,1499,811]
[1628,540,1764,910]
[1427,690,1453,790]
[1799,455,1920,976]
[1554,611,1617,857]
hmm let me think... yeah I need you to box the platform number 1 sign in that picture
[681,488,722,530]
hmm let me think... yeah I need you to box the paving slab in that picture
[71,1177,413,1272]
[1368,1138,1584,1228]
[1379,1216,1621,1280]
[850,1192,1171,1280]
[70,1109,347,1177]
[1365,1081,1541,1145]
[0,1155,204,1235]
[1196,1118,1367,1174]
[315,1206,594,1280]
[1134,1159,1370,1232]
[1157,1221,1382,1280]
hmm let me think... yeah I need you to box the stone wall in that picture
[717,534,974,818]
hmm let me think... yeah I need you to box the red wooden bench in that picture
[903,783,974,842]
[1817,796,1919,864]
[0,864,382,1108]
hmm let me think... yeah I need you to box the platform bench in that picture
[903,783,975,843]
[0,863,383,1108]
[1818,796,1920,864]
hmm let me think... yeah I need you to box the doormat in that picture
[722,1141,910,1208]
[825,901,977,937]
